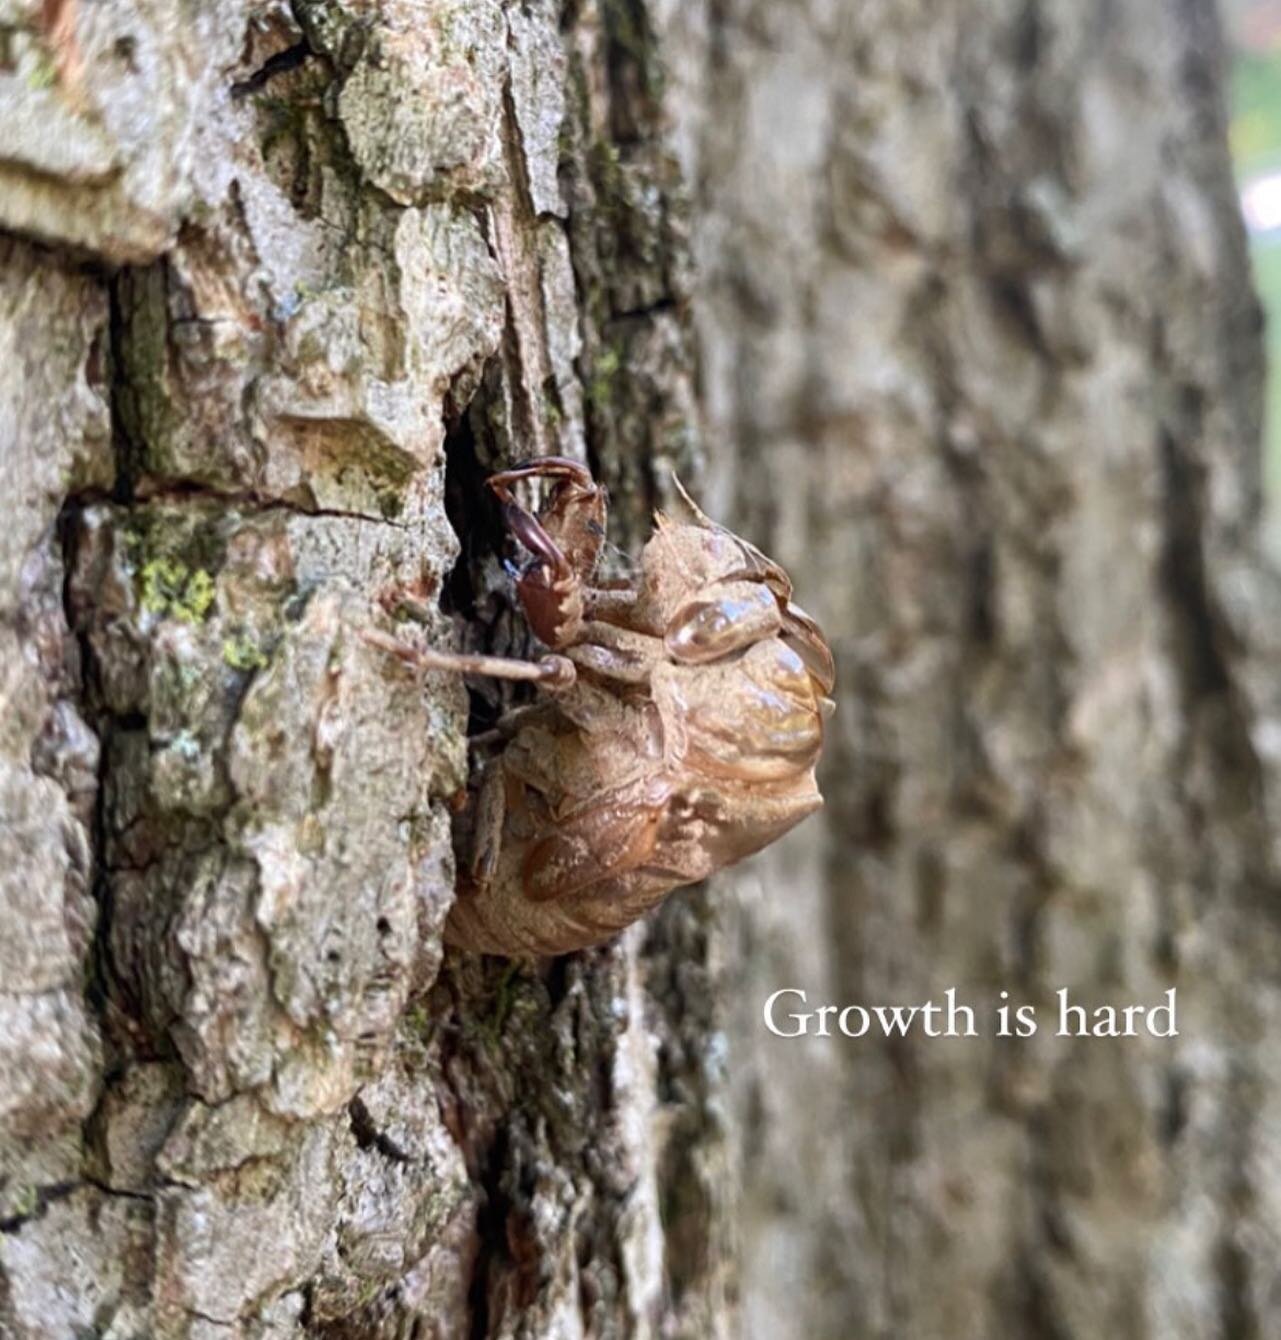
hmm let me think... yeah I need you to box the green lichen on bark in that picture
[140,557,217,624]
[0,0,730,1335]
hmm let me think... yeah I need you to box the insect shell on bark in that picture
[369,458,835,957]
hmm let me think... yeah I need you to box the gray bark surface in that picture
[0,0,1272,1338]
[0,2,718,1336]
[687,1,1281,1337]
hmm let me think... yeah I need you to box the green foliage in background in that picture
[1232,48,1281,514]
[1233,51,1281,173]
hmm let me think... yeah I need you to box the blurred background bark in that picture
[691,2,1281,1337]
[0,0,1276,1337]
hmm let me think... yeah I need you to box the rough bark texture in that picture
[688,1,1281,1338]
[0,0,1273,1338]
[0,2,719,1336]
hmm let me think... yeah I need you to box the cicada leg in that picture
[467,701,555,751]
[467,758,507,886]
[360,630,576,690]
[486,459,595,586]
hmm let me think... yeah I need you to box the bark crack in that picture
[490,61,563,462]
[0,1181,79,1234]
[230,42,313,100]
[348,1097,410,1164]
[130,482,412,530]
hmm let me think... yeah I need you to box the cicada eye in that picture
[664,581,782,664]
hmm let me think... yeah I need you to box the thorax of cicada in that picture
[626,521,833,785]
[650,629,826,783]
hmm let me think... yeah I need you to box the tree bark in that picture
[689,2,1281,1338]
[0,2,719,1336]
[0,0,1273,1338]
